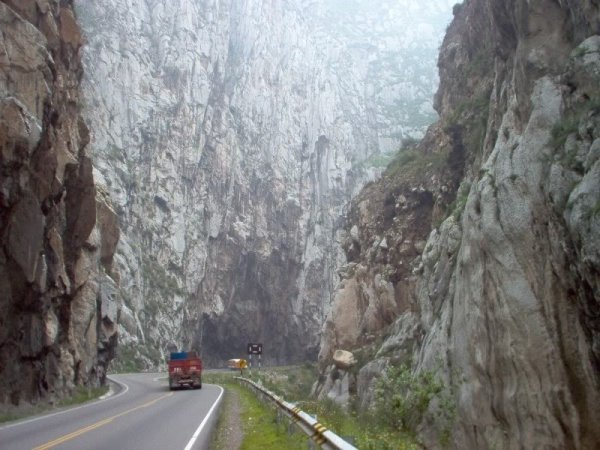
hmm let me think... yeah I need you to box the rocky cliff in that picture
[73,0,454,366]
[0,0,119,407]
[317,0,600,448]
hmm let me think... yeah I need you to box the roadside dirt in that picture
[213,387,243,450]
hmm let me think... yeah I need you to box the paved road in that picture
[0,373,223,450]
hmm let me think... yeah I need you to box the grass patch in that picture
[204,372,306,450]
[0,385,110,424]
[300,398,421,450]
[384,146,448,182]
[207,366,423,449]
[246,364,317,402]
[237,383,306,450]
[58,385,110,408]
[0,409,44,424]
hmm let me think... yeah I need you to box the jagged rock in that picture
[319,1,600,448]
[376,313,419,358]
[314,363,355,407]
[0,0,120,407]
[7,193,45,284]
[350,225,360,243]
[356,358,390,411]
[73,0,454,366]
[325,371,352,407]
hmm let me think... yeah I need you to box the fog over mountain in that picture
[2,1,598,448]
[74,0,455,366]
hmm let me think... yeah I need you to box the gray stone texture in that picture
[0,0,120,407]
[317,1,600,448]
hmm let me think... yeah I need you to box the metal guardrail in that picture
[235,377,358,450]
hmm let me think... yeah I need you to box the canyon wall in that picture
[74,0,453,366]
[317,0,600,448]
[0,0,119,407]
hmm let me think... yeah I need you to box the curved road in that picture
[0,373,223,450]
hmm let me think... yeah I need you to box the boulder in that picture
[332,349,357,369]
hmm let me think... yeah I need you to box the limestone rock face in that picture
[318,1,600,448]
[73,0,454,366]
[0,0,119,407]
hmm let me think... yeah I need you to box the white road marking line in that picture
[183,385,224,450]
[0,375,129,431]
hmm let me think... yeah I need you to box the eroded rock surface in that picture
[0,0,119,407]
[317,1,600,448]
[74,0,454,366]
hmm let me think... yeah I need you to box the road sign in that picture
[247,343,263,355]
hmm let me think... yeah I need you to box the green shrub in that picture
[209,358,457,447]
[372,362,456,446]
[444,90,490,131]
[444,180,471,222]
[385,146,447,180]
[141,256,184,297]
[208,366,422,449]
[572,45,589,58]
[593,200,600,217]
[374,364,442,429]
[550,95,600,152]
[550,114,580,150]
[363,152,396,169]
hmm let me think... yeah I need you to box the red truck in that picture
[168,351,203,390]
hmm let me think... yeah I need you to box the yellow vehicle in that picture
[227,358,248,370]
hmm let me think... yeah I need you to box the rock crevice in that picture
[317,1,600,448]
[0,0,120,407]
[74,0,454,366]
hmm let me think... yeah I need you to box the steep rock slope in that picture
[318,0,600,448]
[0,0,120,407]
[74,0,453,366]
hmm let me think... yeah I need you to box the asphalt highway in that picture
[0,373,223,450]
